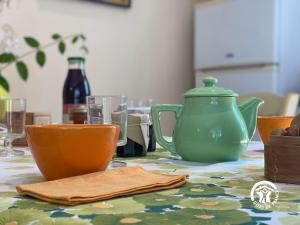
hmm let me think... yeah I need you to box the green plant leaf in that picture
[0,75,9,92]
[72,36,79,44]
[16,61,28,81]
[58,41,66,54]
[80,46,89,54]
[79,34,86,40]
[0,53,16,63]
[24,37,40,48]
[36,51,46,67]
[52,33,61,40]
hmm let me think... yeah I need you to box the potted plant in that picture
[0,1,88,94]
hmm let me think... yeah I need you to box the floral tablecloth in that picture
[0,143,299,225]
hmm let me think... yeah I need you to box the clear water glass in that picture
[0,98,26,157]
[87,95,128,167]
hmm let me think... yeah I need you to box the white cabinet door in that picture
[196,68,277,141]
[194,0,279,69]
[195,66,278,95]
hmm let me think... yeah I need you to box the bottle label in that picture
[63,104,86,124]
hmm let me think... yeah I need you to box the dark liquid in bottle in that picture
[63,67,91,123]
[63,69,90,104]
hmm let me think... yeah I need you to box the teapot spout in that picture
[238,97,264,140]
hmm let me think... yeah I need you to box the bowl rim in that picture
[257,116,294,119]
[25,124,119,129]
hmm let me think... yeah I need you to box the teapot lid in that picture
[184,76,238,97]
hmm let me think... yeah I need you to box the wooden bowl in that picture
[26,124,120,180]
[257,116,294,145]
[265,135,300,184]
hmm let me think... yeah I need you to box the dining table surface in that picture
[0,142,299,225]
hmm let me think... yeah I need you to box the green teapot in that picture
[151,76,264,163]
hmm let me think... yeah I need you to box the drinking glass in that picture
[0,98,26,157]
[128,99,153,114]
[87,95,128,167]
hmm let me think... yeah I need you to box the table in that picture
[0,143,299,225]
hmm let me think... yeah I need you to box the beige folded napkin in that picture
[16,166,187,205]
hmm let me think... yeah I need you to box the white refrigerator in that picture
[194,0,300,95]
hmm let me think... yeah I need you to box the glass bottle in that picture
[62,57,91,123]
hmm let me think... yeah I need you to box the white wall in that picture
[278,0,300,94]
[1,0,194,133]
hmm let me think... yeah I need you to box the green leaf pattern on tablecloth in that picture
[91,209,252,225]
[4,166,35,170]
[279,216,300,225]
[0,148,299,224]
[0,198,16,211]
[273,201,300,212]
[133,192,182,207]
[0,208,52,225]
[14,197,63,212]
[179,197,241,210]
[178,183,226,197]
[65,198,145,215]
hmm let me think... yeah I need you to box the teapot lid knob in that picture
[203,76,218,87]
[184,75,237,97]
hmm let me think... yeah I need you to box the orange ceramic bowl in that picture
[26,124,120,180]
[257,116,294,145]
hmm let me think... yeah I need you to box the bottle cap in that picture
[67,57,85,62]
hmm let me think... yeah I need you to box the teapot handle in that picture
[151,104,183,155]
